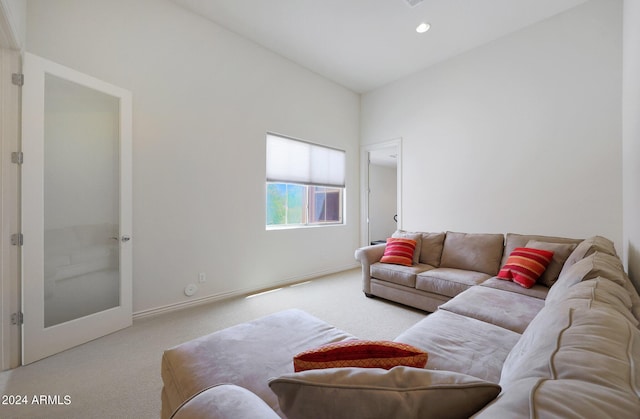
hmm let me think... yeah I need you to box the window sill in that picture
[266,223,345,231]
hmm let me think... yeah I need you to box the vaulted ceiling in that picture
[170,0,587,93]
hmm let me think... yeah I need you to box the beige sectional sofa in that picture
[161,232,640,418]
[355,231,582,312]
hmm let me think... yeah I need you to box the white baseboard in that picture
[132,263,359,320]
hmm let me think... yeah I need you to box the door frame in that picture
[21,52,132,364]
[360,138,402,247]
[0,48,21,371]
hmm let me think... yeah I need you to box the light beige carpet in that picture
[0,268,426,418]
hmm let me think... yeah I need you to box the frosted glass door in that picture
[43,74,120,326]
[22,53,132,364]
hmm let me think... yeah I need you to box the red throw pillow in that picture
[497,247,554,288]
[293,340,428,372]
[380,238,417,267]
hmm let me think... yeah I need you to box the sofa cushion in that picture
[524,240,577,287]
[558,235,617,277]
[293,340,427,372]
[479,277,548,300]
[479,304,640,419]
[416,268,491,298]
[475,377,640,419]
[440,232,504,276]
[170,384,280,419]
[161,309,354,418]
[546,252,627,306]
[500,304,640,388]
[269,366,501,419]
[370,262,433,288]
[370,279,450,313]
[497,247,554,288]
[392,230,422,265]
[394,310,521,384]
[380,237,417,266]
[501,233,581,269]
[500,304,571,388]
[439,286,545,334]
[620,276,640,326]
[545,277,638,327]
[419,232,446,267]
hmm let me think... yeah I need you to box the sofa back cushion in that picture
[620,276,640,326]
[545,277,638,327]
[419,232,445,267]
[546,251,640,326]
[477,304,640,419]
[439,232,504,275]
[501,304,639,386]
[499,305,570,388]
[475,376,640,419]
[546,252,627,306]
[558,235,617,277]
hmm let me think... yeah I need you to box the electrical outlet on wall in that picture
[198,272,206,283]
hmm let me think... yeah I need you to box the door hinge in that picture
[11,233,23,246]
[11,151,23,164]
[11,312,23,325]
[11,73,23,86]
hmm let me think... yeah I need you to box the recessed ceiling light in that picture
[416,22,430,34]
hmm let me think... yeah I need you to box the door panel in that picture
[21,53,132,364]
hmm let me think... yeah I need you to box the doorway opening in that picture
[361,139,402,247]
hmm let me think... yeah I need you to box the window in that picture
[266,183,343,226]
[266,133,345,228]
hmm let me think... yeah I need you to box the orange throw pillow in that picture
[497,247,554,288]
[293,340,427,372]
[380,238,417,267]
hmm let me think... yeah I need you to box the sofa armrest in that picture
[170,384,279,419]
[355,244,386,294]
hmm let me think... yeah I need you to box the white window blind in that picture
[266,133,345,188]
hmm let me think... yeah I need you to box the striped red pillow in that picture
[497,247,555,288]
[380,237,417,266]
[293,340,428,372]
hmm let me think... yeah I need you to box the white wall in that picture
[26,0,360,313]
[0,0,26,49]
[623,0,640,292]
[362,0,623,251]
